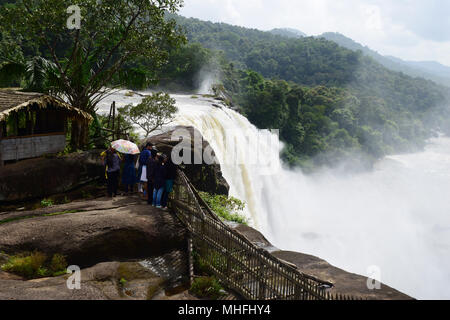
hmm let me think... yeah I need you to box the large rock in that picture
[0,261,197,300]
[0,150,105,203]
[0,196,187,267]
[146,126,229,196]
[229,223,413,300]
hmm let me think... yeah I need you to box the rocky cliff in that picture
[146,126,229,196]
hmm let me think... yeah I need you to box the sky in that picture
[179,0,450,66]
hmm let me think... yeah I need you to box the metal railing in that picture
[170,169,356,300]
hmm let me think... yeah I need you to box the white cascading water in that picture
[98,91,450,300]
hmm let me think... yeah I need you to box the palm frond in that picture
[24,56,57,92]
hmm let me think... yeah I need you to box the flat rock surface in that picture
[0,195,187,267]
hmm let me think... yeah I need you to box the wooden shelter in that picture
[0,90,92,165]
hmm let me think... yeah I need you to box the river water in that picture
[98,91,450,299]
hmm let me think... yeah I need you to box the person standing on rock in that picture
[105,148,121,197]
[146,148,158,205]
[137,143,152,199]
[152,153,167,209]
[161,154,177,210]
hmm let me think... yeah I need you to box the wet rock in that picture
[0,150,105,203]
[146,126,229,196]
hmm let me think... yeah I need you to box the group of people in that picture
[102,142,177,210]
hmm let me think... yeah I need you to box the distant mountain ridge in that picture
[318,32,450,87]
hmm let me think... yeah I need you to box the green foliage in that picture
[0,251,64,279]
[0,0,185,150]
[1,252,68,279]
[119,278,127,287]
[40,198,54,208]
[44,210,79,217]
[49,254,68,273]
[190,276,225,300]
[199,192,247,225]
[0,0,185,112]
[0,215,34,225]
[192,250,227,276]
[157,42,218,90]
[121,92,178,138]
[1,252,47,279]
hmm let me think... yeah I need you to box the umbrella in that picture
[111,139,140,155]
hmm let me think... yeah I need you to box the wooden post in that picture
[107,102,113,129]
[15,112,19,136]
[25,111,30,135]
[117,115,121,140]
[111,102,116,140]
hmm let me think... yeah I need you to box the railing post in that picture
[294,282,302,300]
[111,101,116,140]
[258,262,266,300]
[187,235,194,287]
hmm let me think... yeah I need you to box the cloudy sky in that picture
[179,0,450,66]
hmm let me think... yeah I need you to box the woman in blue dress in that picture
[122,154,137,194]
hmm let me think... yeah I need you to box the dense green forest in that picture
[158,14,450,169]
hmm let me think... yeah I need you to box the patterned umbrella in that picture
[111,139,140,155]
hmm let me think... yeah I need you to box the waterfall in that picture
[98,91,450,300]
[170,94,280,230]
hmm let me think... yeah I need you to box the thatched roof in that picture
[0,90,93,122]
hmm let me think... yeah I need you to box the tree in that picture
[0,0,185,149]
[122,92,178,138]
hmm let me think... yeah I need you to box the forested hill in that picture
[170,14,362,86]
[170,14,448,113]
[170,14,447,88]
[164,14,450,169]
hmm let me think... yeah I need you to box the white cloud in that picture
[179,0,450,66]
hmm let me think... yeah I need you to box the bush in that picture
[49,254,68,273]
[40,198,54,208]
[1,252,68,279]
[190,276,225,300]
[199,192,247,225]
[1,251,47,279]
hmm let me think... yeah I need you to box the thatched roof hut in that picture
[0,90,93,165]
[0,90,92,122]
